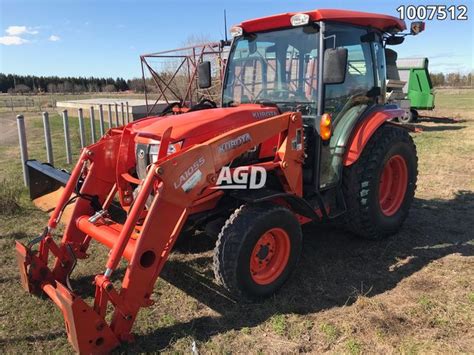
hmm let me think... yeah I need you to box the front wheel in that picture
[342,124,418,239]
[213,203,302,300]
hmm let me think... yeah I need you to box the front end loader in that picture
[16,111,304,352]
[16,8,422,353]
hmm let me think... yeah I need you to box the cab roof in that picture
[238,9,406,33]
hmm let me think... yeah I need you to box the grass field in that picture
[0,88,473,353]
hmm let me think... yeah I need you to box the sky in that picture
[0,0,473,79]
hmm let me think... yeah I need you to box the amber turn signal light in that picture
[320,113,332,141]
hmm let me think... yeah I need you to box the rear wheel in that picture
[213,203,302,300]
[342,124,417,239]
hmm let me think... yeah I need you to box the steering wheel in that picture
[159,101,183,116]
[197,98,217,108]
[188,98,218,112]
[253,87,300,102]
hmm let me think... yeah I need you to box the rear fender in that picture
[343,108,404,166]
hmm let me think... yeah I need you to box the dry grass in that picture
[0,89,473,353]
[0,180,23,215]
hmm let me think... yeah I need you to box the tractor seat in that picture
[385,48,406,98]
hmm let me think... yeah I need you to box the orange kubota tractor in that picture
[16,9,423,353]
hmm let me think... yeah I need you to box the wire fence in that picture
[16,102,132,186]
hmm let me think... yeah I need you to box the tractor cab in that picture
[215,10,409,206]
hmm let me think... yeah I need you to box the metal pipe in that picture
[62,110,72,164]
[317,21,325,116]
[76,216,135,261]
[114,103,119,126]
[120,102,125,125]
[141,59,149,115]
[16,114,29,186]
[98,104,105,136]
[126,101,130,123]
[42,112,54,165]
[78,108,86,148]
[107,104,112,128]
[313,21,326,192]
[89,106,96,144]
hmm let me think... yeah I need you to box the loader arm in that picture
[16,111,304,353]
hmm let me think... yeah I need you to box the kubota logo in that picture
[252,111,277,119]
[218,133,252,153]
[211,166,266,190]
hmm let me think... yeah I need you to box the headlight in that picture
[149,141,183,163]
[290,13,310,26]
[230,26,243,37]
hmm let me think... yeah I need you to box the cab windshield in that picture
[222,25,320,116]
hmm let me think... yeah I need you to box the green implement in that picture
[397,57,435,111]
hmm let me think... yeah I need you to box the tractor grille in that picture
[135,143,150,180]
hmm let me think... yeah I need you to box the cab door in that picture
[318,23,377,189]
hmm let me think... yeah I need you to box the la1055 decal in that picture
[396,5,468,20]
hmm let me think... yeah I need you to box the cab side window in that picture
[323,24,375,116]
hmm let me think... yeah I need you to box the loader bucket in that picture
[26,160,70,200]
[25,160,77,221]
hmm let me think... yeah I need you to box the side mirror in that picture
[386,36,405,45]
[323,47,348,85]
[410,21,425,35]
[198,61,212,89]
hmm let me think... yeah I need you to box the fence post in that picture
[107,103,113,128]
[42,112,54,165]
[120,102,125,125]
[98,104,105,136]
[78,108,86,148]
[16,115,29,187]
[126,101,130,123]
[62,110,72,164]
[10,97,14,112]
[89,106,96,144]
[114,103,119,126]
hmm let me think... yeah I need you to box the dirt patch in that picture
[0,112,21,146]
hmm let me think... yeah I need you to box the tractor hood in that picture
[130,104,280,145]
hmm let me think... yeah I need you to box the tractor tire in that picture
[398,109,418,124]
[342,124,417,239]
[213,203,302,300]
